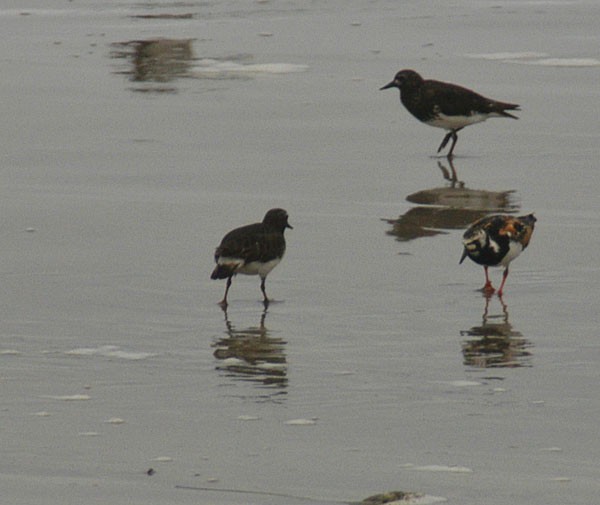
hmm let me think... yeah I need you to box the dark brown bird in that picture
[381,69,520,158]
[211,208,292,307]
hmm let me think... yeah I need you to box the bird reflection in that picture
[110,38,195,91]
[212,307,288,396]
[437,159,463,187]
[385,159,518,242]
[460,295,532,368]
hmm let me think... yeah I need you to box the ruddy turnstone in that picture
[211,208,292,307]
[460,214,536,296]
[380,69,520,158]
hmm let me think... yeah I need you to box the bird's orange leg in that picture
[482,266,495,294]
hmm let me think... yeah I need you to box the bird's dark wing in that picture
[424,80,518,117]
[215,224,285,264]
[215,223,262,262]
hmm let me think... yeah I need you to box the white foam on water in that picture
[104,417,125,424]
[192,59,309,78]
[42,394,91,401]
[0,349,21,355]
[465,52,600,67]
[434,380,482,387]
[65,345,155,361]
[284,418,317,426]
[237,415,260,421]
[514,57,600,67]
[151,456,174,462]
[465,51,549,60]
[412,465,473,473]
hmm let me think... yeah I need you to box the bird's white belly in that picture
[427,112,489,131]
[499,241,524,267]
[237,258,281,277]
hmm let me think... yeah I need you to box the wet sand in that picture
[1,1,600,504]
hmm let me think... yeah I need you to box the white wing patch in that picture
[488,237,501,254]
[463,228,487,256]
[217,256,245,271]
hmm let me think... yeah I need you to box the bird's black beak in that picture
[459,248,468,264]
[286,222,293,230]
[380,81,396,90]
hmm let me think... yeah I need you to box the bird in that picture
[380,69,520,158]
[211,208,292,307]
[460,214,536,296]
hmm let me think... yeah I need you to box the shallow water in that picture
[1,1,600,504]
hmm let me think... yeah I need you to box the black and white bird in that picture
[380,69,520,158]
[211,208,292,307]
[460,214,536,296]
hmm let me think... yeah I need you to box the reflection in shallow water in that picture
[212,308,288,397]
[386,206,496,241]
[461,296,532,368]
[110,38,195,91]
[110,37,308,92]
[386,160,519,242]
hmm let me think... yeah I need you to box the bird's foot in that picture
[480,282,495,295]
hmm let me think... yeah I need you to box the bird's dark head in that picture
[516,213,536,248]
[380,69,423,91]
[519,213,537,228]
[263,208,293,231]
